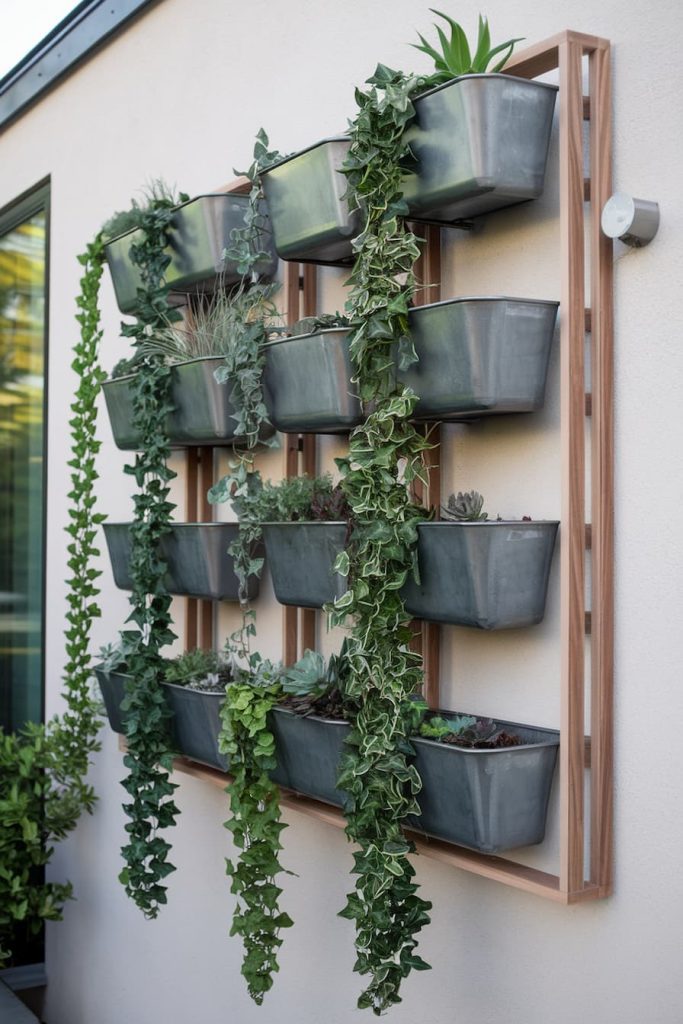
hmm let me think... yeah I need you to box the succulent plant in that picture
[441,489,488,522]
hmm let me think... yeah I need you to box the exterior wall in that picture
[2,0,682,1020]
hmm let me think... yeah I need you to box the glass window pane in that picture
[0,202,47,731]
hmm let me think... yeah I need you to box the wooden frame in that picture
[173,31,613,905]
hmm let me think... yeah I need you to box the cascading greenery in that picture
[64,234,108,780]
[0,237,107,962]
[330,64,434,1015]
[207,130,298,1004]
[219,654,292,1005]
[116,191,185,918]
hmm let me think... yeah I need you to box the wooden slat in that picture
[558,35,587,895]
[156,746,602,905]
[185,449,199,650]
[503,29,609,79]
[199,448,215,650]
[213,175,251,195]
[588,42,614,895]
[282,261,303,665]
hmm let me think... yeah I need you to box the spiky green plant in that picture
[412,12,523,86]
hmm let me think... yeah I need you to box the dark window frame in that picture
[0,178,50,727]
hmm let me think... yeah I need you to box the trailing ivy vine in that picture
[331,64,434,1014]
[0,237,107,962]
[116,191,186,918]
[207,130,297,1003]
[219,654,292,1004]
[64,233,108,777]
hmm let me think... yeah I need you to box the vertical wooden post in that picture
[588,41,614,895]
[282,261,302,665]
[199,447,215,650]
[558,36,587,896]
[185,448,199,650]
[411,224,442,709]
[300,263,318,654]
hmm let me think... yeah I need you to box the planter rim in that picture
[162,680,227,696]
[104,193,247,246]
[261,134,350,174]
[262,519,347,527]
[409,295,559,313]
[273,705,349,727]
[414,709,559,754]
[416,519,560,528]
[104,520,236,529]
[263,325,351,349]
[103,353,228,387]
[413,71,559,106]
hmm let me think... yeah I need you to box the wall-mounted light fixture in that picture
[601,192,659,247]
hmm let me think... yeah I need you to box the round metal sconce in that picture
[601,192,660,247]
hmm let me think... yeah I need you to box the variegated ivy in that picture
[332,64,433,1014]
[117,191,185,918]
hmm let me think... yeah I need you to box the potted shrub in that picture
[402,490,559,628]
[103,521,262,602]
[260,17,556,263]
[102,285,278,449]
[96,644,232,772]
[105,192,277,314]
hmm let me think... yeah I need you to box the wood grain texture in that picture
[589,43,614,895]
[185,449,199,650]
[558,35,587,895]
[156,746,603,905]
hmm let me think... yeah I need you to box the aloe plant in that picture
[412,12,523,86]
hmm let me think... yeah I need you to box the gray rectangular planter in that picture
[105,193,278,314]
[95,666,128,734]
[261,521,347,608]
[162,683,229,772]
[260,76,556,264]
[402,521,559,628]
[260,137,361,265]
[103,522,260,601]
[95,666,229,771]
[404,297,558,419]
[402,74,558,223]
[263,328,364,433]
[269,706,349,806]
[102,356,275,450]
[407,714,559,853]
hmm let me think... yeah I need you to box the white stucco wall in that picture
[2,0,683,1021]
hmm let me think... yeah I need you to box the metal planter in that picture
[105,193,278,314]
[162,683,228,772]
[260,137,361,265]
[408,714,559,853]
[402,521,559,628]
[95,667,129,734]
[402,74,558,223]
[261,522,347,608]
[269,707,349,806]
[103,522,260,601]
[263,328,363,433]
[102,356,275,450]
[403,297,558,419]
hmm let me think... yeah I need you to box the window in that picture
[0,182,49,731]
